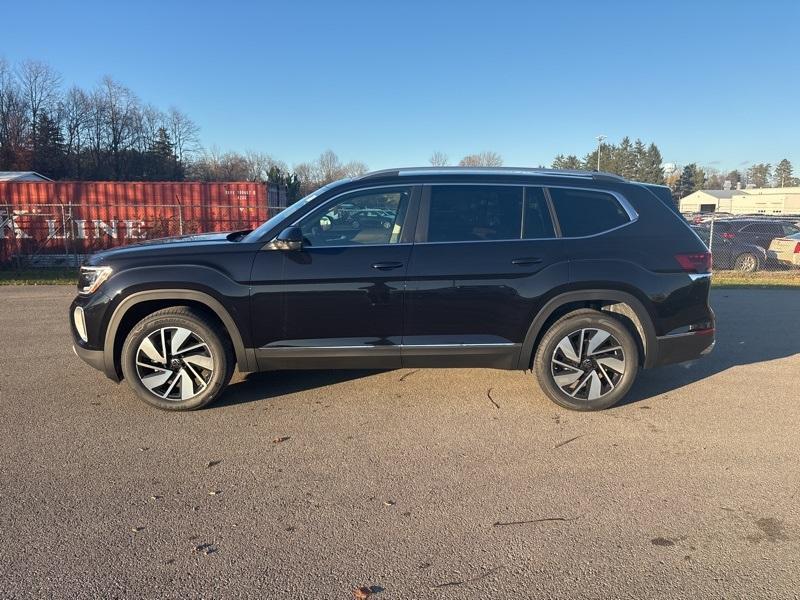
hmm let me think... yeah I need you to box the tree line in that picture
[1,58,795,205]
[0,58,200,181]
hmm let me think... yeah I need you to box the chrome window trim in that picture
[414,182,638,244]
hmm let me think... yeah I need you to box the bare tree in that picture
[459,151,503,167]
[0,58,28,168]
[17,59,62,155]
[59,86,92,177]
[429,151,449,166]
[342,160,368,178]
[244,150,287,181]
[97,76,139,177]
[167,107,200,163]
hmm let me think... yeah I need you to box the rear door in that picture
[402,184,568,368]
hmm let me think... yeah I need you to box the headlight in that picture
[77,266,113,295]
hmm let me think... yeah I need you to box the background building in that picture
[0,171,52,182]
[679,187,800,215]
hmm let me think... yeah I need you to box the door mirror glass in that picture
[267,226,304,251]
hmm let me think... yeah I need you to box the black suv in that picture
[71,168,714,411]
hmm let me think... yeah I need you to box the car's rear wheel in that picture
[533,309,639,411]
[121,306,234,411]
[734,252,760,272]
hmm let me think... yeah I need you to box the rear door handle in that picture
[511,257,543,266]
[371,261,404,270]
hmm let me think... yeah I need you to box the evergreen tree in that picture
[774,158,794,187]
[725,170,742,188]
[746,163,771,188]
[31,113,65,179]
[643,143,665,184]
[551,154,582,169]
[617,137,635,180]
[693,165,706,192]
[145,127,181,180]
[675,164,696,198]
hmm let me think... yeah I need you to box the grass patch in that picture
[712,270,800,288]
[0,268,78,285]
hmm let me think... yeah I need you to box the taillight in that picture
[721,232,736,240]
[675,252,711,274]
[794,243,800,254]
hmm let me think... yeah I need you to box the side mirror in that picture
[266,226,303,251]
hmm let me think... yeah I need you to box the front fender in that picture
[99,265,256,377]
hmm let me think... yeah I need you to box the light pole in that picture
[596,135,606,171]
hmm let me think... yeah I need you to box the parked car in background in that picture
[694,218,800,271]
[346,208,395,230]
[768,232,800,268]
[70,167,714,413]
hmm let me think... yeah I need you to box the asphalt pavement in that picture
[1,286,798,599]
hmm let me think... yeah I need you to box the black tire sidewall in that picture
[121,312,231,411]
[534,311,639,411]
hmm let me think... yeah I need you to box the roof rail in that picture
[357,166,626,182]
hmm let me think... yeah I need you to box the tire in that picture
[533,309,639,411]
[120,306,234,411]
[734,252,760,272]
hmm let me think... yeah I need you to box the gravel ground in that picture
[1,286,798,599]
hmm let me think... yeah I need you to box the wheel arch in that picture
[517,289,658,370]
[103,289,256,381]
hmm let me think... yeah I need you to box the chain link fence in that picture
[4,201,799,278]
[1,203,285,268]
[685,212,800,276]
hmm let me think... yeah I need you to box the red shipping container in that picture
[0,181,281,264]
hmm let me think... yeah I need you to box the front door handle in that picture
[511,257,543,266]
[371,261,404,271]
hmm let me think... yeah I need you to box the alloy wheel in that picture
[135,326,214,401]
[550,328,626,401]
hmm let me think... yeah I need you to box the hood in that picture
[87,231,248,265]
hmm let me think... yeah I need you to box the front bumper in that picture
[72,343,107,373]
[70,291,120,382]
[651,328,715,367]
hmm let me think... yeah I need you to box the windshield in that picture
[243,178,352,242]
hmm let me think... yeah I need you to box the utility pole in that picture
[596,135,606,171]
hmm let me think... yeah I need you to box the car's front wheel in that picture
[120,306,234,411]
[533,309,639,411]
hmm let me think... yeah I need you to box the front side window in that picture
[427,185,523,242]
[549,188,630,237]
[298,187,411,247]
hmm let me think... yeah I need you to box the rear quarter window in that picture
[549,188,630,237]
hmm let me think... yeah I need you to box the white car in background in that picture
[768,232,800,268]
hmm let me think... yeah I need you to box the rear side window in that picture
[549,188,630,237]
[427,185,523,242]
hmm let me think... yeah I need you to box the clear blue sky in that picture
[3,0,798,172]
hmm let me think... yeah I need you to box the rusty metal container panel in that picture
[0,181,271,265]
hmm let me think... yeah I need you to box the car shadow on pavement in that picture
[622,289,800,406]
[213,369,387,409]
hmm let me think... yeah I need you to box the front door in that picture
[403,184,568,368]
[250,185,418,370]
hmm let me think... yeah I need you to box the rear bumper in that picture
[651,328,715,367]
